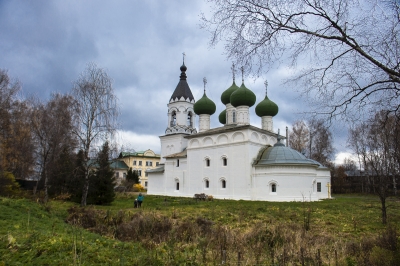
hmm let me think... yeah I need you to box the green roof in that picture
[194,92,216,115]
[110,160,129,169]
[221,81,239,105]
[255,95,278,117]
[218,109,226,124]
[230,82,256,107]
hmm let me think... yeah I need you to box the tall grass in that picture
[1,194,399,265]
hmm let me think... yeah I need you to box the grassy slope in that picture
[0,194,399,265]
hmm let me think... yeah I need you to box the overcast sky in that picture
[0,0,352,164]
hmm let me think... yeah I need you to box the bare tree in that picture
[0,69,34,182]
[202,0,400,120]
[348,111,400,224]
[289,120,309,154]
[30,93,76,202]
[309,119,334,166]
[71,63,118,206]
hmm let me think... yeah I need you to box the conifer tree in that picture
[87,141,115,205]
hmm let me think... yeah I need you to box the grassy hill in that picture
[1,194,399,265]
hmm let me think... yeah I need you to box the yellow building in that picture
[118,149,160,188]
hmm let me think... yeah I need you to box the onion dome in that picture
[221,81,239,105]
[230,82,256,107]
[218,109,226,124]
[255,95,278,117]
[194,92,216,115]
[170,62,195,102]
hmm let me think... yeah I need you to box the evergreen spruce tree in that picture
[87,141,116,205]
[69,150,86,203]
[126,168,139,184]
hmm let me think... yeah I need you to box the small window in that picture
[145,181,148,187]
[232,111,236,123]
[133,160,137,166]
[205,180,209,188]
[223,158,227,166]
[156,162,159,166]
[171,111,177,126]
[187,112,192,127]
[138,170,142,176]
[206,158,210,167]
[271,184,276,193]
[149,161,153,166]
[145,171,148,177]
[139,161,142,166]
[115,172,119,178]
[177,159,180,167]
[176,182,180,190]
[123,173,126,179]
[317,182,321,192]
[221,180,226,188]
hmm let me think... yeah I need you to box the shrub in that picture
[0,171,20,196]
[133,184,145,192]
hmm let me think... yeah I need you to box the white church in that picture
[147,59,331,201]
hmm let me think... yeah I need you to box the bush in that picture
[0,171,20,196]
[133,184,145,192]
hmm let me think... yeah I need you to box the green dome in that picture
[194,92,216,115]
[230,82,256,107]
[255,95,278,117]
[218,109,226,124]
[221,81,239,105]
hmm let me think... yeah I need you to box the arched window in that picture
[221,179,226,189]
[271,183,276,192]
[222,157,227,166]
[171,111,177,126]
[205,158,210,167]
[187,112,192,127]
[232,111,236,123]
[175,178,180,191]
[205,179,209,188]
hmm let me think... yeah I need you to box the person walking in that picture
[137,193,144,208]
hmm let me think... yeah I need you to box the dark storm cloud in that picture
[0,0,350,163]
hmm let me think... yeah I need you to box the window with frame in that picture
[145,181,148,187]
[223,157,227,166]
[133,160,137,166]
[176,182,180,190]
[139,161,142,166]
[187,112,193,127]
[271,183,276,193]
[145,171,148,177]
[115,172,119,178]
[221,179,226,188]
[317,182,321,192]
[138,170,142,177]
[206,158,210,167]
[156,162,159,166]
[171,111,177,126]
[232,111,236,123]
[177,159,180,167]
[123,173,126,179]
[205,180,209,188]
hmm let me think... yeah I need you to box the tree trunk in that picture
[81,174,89,206]
[380,195,387,225]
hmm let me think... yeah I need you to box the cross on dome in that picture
[264,80,268,96]
[203,77,207,93]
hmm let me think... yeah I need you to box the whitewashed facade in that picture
[147,62,331,201]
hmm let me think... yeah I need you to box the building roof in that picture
[184,124,282,139]
[194,92,216,115]
[146,164,165,173]
[110,160,129,169]
[253,141,327,168]
[119,149,160,158]
[230,82,256,107]
[255,94,278,117]
[170,63,195,102]
[221,81,239,105]
[164,149,187,158]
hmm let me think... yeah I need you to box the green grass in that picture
[0,193,399,265]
